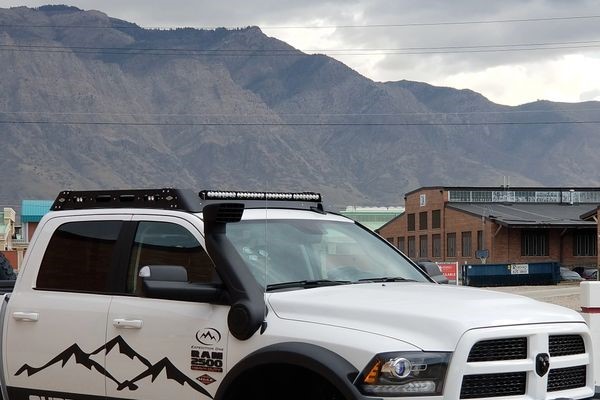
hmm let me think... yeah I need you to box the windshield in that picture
[225,218,429,289]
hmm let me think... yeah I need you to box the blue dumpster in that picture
[462,262,560,287]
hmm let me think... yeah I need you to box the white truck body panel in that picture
[268,283,586,350]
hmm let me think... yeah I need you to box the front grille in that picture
[547,366,587,392]
[549,335,585,357]
[460,372,526,399]
[467,337,527,362]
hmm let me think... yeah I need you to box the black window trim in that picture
[111,221,139,293]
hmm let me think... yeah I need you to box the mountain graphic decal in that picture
[15,343,121,386]
[117,356,209,394]
[15,335,213,399]
[91,335,152,367]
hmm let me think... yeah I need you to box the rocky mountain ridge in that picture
[1,5,598,208]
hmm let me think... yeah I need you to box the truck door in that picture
[105,216,229,400]
[5,216,130,400]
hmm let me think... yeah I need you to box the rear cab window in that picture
[36,220,123,293]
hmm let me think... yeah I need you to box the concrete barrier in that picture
[581,281,600,394]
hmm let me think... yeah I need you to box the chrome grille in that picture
[467,337,527,362]
[460,372,526,399]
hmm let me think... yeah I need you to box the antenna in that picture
[263,179,269,326]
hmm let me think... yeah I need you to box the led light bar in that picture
[199,190,322,202]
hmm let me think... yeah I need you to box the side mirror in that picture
[140,265,224,303]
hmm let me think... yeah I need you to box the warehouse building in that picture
[377,186,600,268]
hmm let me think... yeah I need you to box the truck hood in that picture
[267,282,584,351]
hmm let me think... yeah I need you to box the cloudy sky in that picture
[2,0,600,106]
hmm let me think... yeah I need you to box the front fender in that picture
[215,342,377,400]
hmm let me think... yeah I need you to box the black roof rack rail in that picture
[51,188,197,211]
[50,189,325,212]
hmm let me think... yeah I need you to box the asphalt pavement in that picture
[484,283,582,311]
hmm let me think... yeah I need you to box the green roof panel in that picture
[21,200,53,223]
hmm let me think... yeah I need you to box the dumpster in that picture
[462,262,560,287]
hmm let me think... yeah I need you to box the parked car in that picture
[573,266,598,280]
[417,261,449,284]
[560,267,584,282]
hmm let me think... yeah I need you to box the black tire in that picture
[226,366,346,400]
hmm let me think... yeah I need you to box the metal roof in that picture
[21,200,53,223]
[340,207,404,231]
[447,203,597,228]
[405,186,600,197]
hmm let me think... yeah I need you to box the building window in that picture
[408,236,416,258]
[432,210,441,229]
[419,235,428,258]
[419,212,428,230]
[574,230,597,256]
[462,231,472,258]
[521,230,549,256]
[407,214,415,231]
[447,233,456,257]
[432,234,441,258]
[398,237,405,253]
[386,237,395,246]
[477,230,484,251]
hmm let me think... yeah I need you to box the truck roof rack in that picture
[51,189,324,212]
[51,188,197,211]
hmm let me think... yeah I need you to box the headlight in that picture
[358,352,451,396]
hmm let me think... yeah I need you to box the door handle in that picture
[113,318,143,329]
[12,312,39,322]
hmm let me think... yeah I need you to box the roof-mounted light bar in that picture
[199,190,322,202]
[51,188,193,211]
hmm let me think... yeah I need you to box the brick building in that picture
[377,187,600,268]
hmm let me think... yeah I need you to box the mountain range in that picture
[1,5,599,208]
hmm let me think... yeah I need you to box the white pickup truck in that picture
[0,189,596,400]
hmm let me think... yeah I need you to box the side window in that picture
[127,221,216,295]
[37,221,122,292]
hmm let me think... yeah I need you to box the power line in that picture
[260,15,600,29]
[0,120,599,127]
[2,107,600,118]
[3,38,600,53]
[2,43,600,56]
[1,14,600,30]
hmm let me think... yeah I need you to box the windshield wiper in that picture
[356,277,416,283]
[266,279,351,291]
